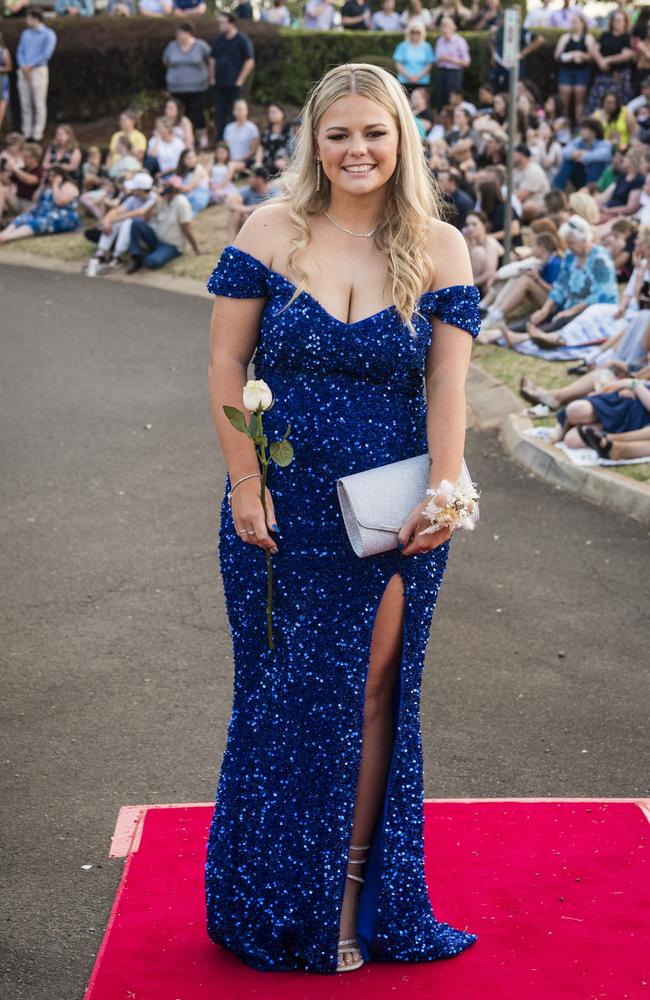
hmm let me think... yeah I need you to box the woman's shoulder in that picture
[227,199,292,270]
[425,218,474,290]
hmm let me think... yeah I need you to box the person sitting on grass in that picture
[224,164,280,241]
[0,141,42,221]
[223,99,260,178]
[84,172,157,275]
[0,165,79,243]
[208,140,238,204]
[125,175,201,273]
[546,370,650,448]
[176,147,210,215]
[576,420,650,461]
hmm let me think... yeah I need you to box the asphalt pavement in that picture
[1,264,648,1000]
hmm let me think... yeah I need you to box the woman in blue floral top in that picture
[0,166,80,244]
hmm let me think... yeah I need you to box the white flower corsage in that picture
[417,478,481,535]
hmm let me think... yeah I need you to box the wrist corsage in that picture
[418,477,481,535]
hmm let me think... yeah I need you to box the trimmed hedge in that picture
[0,17,562,124]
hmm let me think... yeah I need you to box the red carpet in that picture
[84,799,650,1000]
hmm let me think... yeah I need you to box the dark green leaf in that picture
[270,439,295,467]
[223,405,248,435]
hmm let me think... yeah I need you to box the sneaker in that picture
[481,308,505,330]
[97,257,123,275]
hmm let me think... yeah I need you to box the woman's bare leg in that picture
[573,85,587,124]
[521,371,596,407]
[338,573,405,967]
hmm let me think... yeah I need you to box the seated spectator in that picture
[410,87,434,135]
[126,176,201,272]
[504,214,618,342]
[527,119,562,175]
[476,82,495,116]
[554,13,597,124]
[255,102,291,176]
[81,146,104,185]
[42,124,82,186]
[437,166,473,228]
[512,142,550,221]
[602,217,637,280]
[594,90,638,149]
[430,0,471,29]
[172,0,207,17]
[223,98,260,175]
[445,105,481,164]
[635,171,650,227]
[0,141,42,220]
[463,209,503,294]
[549,372,650,448]
[165,97,195,150]
[108,136,141,181]
[107,0,136,13]
[209,141,238,204]
[476,176,522,246]
[434,16,470,110]
[176,147,210,214]
[340,0,371,30]
[371,0,402,30]
[106,110,147,170]
[146,116,186,177]
[553,117,612,190]
[0,166,79,243]
[595,146,645,223]
[303,0,335,29]
[479,231,563,339]
[225,164,280,241]
[573,420,650,461]
[260,0,291,26]
[400,0,433,29]
[54,0,93,14]
[139,0,173,14]
[393,21,435,96]
[585,9,635,114]
[85,172,157,275]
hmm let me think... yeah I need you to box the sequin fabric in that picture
[204,244,480,974]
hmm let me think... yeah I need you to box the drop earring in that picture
[316,158,321,191]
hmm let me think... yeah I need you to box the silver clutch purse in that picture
[336,453,479,558]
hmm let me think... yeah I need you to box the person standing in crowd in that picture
[16,10,57,143]
[431,0,471,30]
[209,13,255,142]
[523,0,553,28]
[585,9,635,113]
[434,16,470,110]
[172,0,207,17]
[489,14,544,92]
[340,0,371,30]
[371,0,402,30]
[400,0,433,29]
[260,0,291,26]
[553,116,612,189]
[54,0,94,15]
[554,13,597,125]
[303,0,335,29]
[393,21,435,96]
[163,22,211,150]
[139,0,173,15]
[126,176,201,273]
[0,33,12,133]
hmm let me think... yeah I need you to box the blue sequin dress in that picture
[204,244,480,974]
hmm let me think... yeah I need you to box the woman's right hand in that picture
[230,478,279,554]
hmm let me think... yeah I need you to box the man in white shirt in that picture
[126,176,201,272]
[523,0,553,29]
[85,172,158,274]
[303,0,335,29]
[223,98,260,174]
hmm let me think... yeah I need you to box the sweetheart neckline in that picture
[222,243,477,331]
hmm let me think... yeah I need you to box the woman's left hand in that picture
[397,497,453,557]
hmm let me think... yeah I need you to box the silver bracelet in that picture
[227,472,261,506]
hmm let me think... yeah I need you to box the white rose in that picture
[242,379,273,412]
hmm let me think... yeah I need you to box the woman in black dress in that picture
[255,102,291,177]
[585,9,635,113]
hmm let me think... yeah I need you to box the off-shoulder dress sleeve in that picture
[207,245,269,299]
[418,284,481,339]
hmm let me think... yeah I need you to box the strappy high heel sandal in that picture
[337,843,369,973]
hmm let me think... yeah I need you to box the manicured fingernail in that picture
[272,523,281,535]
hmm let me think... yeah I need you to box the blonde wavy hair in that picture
[275,63,445,337]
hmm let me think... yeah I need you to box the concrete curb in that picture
[0,248,211,299]
[3,248,649,524]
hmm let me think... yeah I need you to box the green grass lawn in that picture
[472,342,650,484]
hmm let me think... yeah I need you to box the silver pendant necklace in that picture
[324,208,378,239]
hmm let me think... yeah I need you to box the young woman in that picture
[585,9,635,113]
[593,89,637,147]
[162,22,211,150]
[176,147,210,214]
[205,62,480,976]
[208,140,238,204]
[255,102,292,176]
[42,125,82,186]
[463,209,503,293]
[164,96,194,150]
[554,13,598,124]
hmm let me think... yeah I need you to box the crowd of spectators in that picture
[1,0,650,458]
